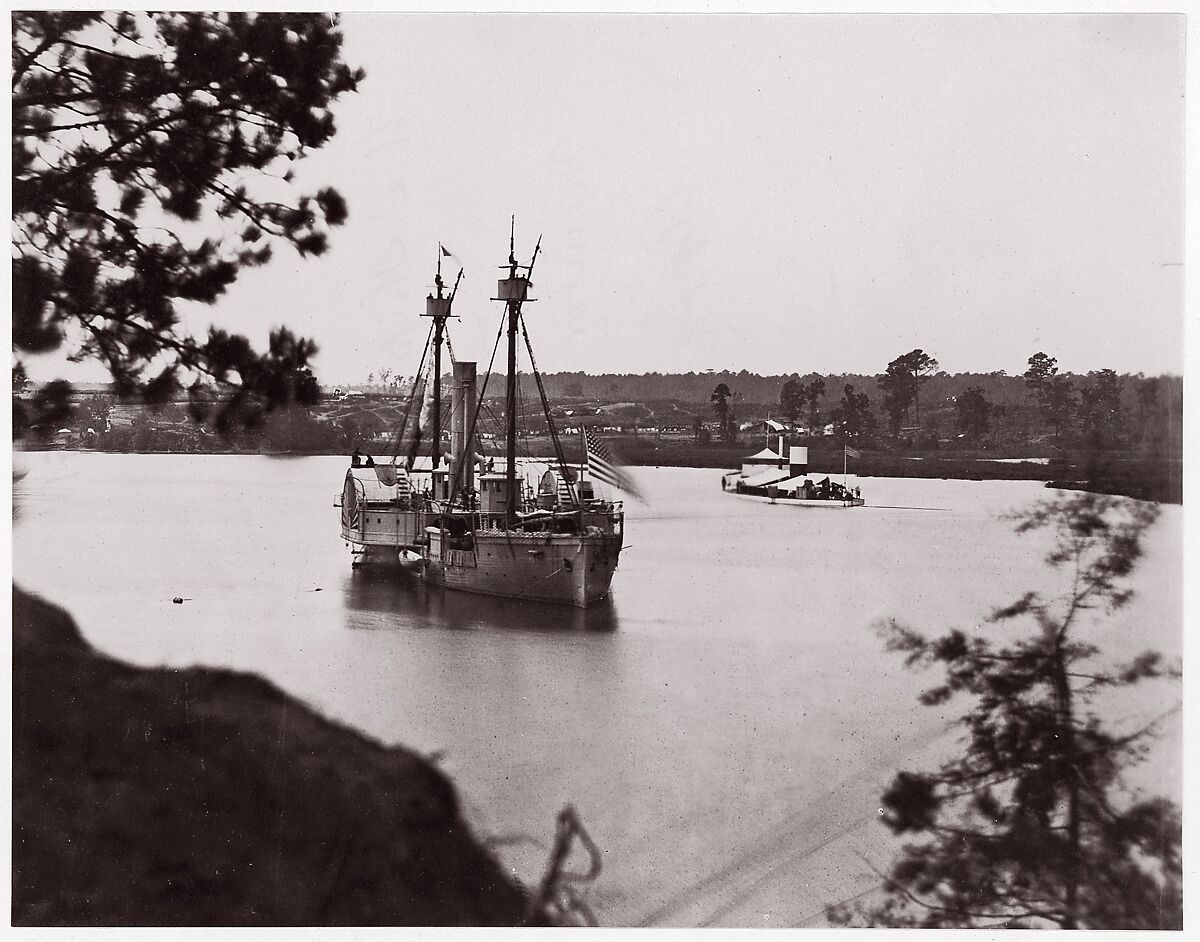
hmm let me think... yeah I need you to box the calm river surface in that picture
[12,452,1183,927]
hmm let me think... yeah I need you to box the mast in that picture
[423,248,454,478]
[433,274,443,472]
[493,218,537,526]
[505,230,518,521]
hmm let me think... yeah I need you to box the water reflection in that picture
[341,565,621,635]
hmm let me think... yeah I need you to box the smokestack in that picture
[451,361,478,493]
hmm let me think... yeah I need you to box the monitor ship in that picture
[721,435,865,507]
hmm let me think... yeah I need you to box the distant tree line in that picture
[24,354,1181,461]
[40,396,362,454]
[540,354,1181,456]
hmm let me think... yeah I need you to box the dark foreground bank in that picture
[11,587,541,927]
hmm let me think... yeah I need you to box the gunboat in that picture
[338,227,629,607]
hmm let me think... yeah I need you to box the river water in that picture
[11,452,1183,927]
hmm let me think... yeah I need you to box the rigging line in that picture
[389,320,435,461]
[453,234,540,514]
[468,403,501,458]
[488,401,541,463]
[479,403,509,448]
[519,312,577,507]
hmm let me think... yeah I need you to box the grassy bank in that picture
[12,587,540,926]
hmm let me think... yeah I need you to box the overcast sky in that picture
[36,12,1188,384]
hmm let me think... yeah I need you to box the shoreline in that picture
[17,446,1180,504]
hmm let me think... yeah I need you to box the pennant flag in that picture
[439,243,463,276]
[584,427,643,500]
[844,445,862,459]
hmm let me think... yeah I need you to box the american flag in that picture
[584,427,641,499]
[844,444,862,459]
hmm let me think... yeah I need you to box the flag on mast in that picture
[844,444,862,460]
[439,243,463,277]
[583,427,642,500]
[417,361,435,430]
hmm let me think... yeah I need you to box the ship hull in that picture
[336,240,630,610]
[341,504,623,608]
[728,491,865,508]
[720,469,864,508]
[421,528,620,608]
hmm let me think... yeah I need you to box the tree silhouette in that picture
[779,376,825,431]
[12,12,363,435]
[1078,369,1124,450]
[1024,352,1058,389]
[877,360,915,435]
[954,386,993,441]
[1023,352,1076,442]
[906,350,939,423]
[803,377,826,433]
[828,493,1180,929]
[878,350,939,434]
[1135,378,1160,444]
[779,378,805,424]
[710,382,733,442]
[832,383,874,440]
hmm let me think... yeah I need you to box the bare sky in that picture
[32,12,1189,383]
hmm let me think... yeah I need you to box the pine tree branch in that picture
[58,37,151,63]
[102,15,153,49]
[208,180,291,237]
[856,852,1064,926]
[16,117,137,134]
[11,31,65,87]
